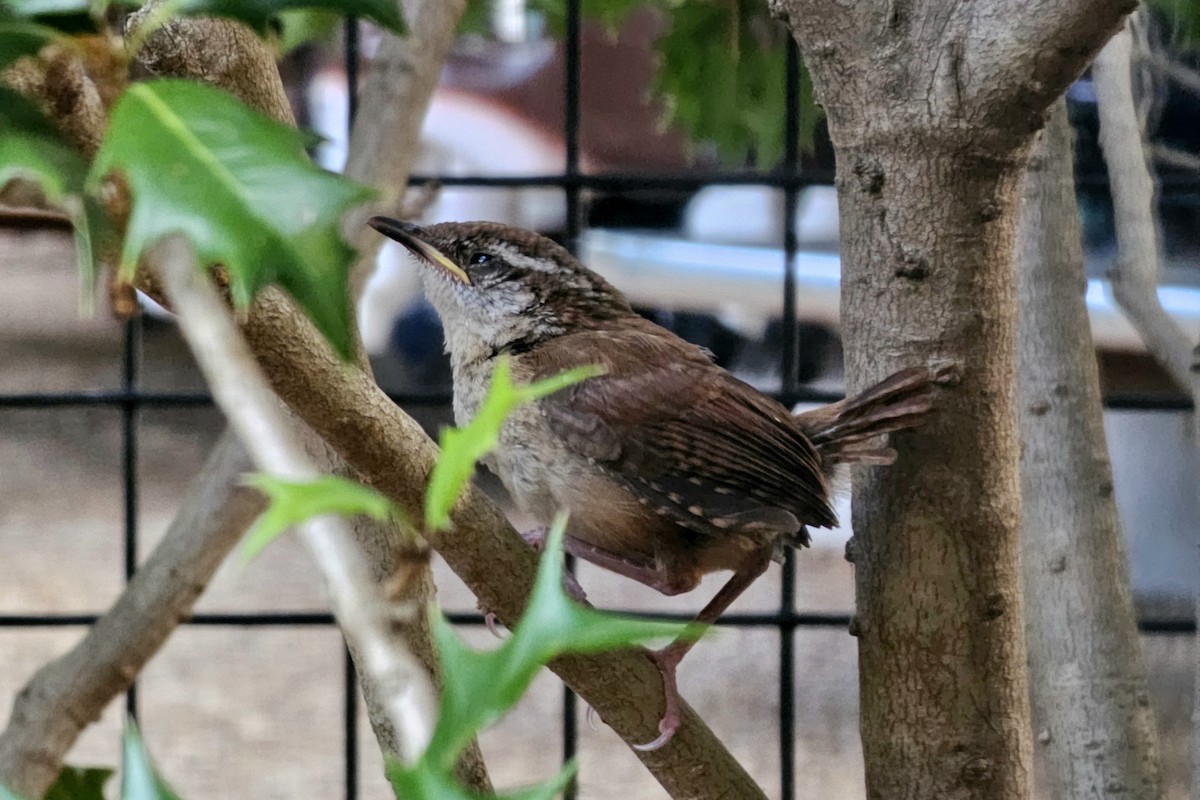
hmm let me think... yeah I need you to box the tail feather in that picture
[795,362,956,467]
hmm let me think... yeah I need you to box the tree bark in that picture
[1017,97,1162,800]
[768,1,1134,797]
[1091,21,1200,800]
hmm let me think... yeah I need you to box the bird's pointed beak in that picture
[367,216,472,285]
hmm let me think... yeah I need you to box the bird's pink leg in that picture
[634,548,773,751]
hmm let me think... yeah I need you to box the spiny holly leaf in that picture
[121,726,182,800]
[424,359,605,531]
[387,756,576,800]
[174,0,404,35]
[44,766,114,800]
[422,514,695,768]
[241,474,400,559]
[89,79,372,360]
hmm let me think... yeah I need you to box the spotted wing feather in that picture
[528,324,837,536]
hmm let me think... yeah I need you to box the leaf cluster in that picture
[1,0,405,359]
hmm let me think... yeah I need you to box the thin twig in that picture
[1139,49,1200,99]
[154,235,439,765]
[1094,24,1197,397]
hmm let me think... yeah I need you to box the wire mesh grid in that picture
[0,5,1195,800]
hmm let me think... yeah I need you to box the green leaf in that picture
[242,474,398,558]
[0,19,64,69]
[423,514,694,768]
[174,0,404,35]
[652,0,818,166]
[89,79,372,360]
[387,756,576,800]
[0,87,87,199]
[44,766,114,800]
[121,726,182,800]
[275,8,338,53]
[0,783,24,800]
[424,359,605,531]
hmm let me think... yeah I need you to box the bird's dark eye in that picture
[469,252,491,266]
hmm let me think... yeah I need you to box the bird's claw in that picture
[632,647,684,751]
[483,610,506,639]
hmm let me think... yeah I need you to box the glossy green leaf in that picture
[387,755,576,800]
[89,79,372,359]
[174,0,403,35]
[121,726,182,800]
[43,766,114,800]
[423,514,694,768]
[0,87,87,199]
[424,359,604,531]
[241,474,399,558]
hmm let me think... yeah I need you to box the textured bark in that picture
[0,433,262,799]
[1017,97,1162,800]
[768,1,1135,797]
[1092,23,1200,800]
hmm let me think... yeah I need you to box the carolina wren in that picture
[368,217,950,749]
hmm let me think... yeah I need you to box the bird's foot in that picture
[633,646,684,751]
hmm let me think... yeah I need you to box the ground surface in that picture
[1,228,1192,798]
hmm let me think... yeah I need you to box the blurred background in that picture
[2,1,1199,798]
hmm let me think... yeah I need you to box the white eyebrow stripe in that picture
[495,245,555,273]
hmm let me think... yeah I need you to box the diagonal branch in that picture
[0,431,263,799]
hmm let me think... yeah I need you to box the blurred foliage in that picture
[42,768,113,800]
[1150,0,1200,46]
[460,0,821,166]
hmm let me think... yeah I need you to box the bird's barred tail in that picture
[794,362,958,467]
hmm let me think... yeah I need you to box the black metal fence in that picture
[0,5,1196,800]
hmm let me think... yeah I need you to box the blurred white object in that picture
[581,229,1200,353]
[683,185,840,247]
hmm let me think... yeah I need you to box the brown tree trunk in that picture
[769,1,1135,797]
[1017,97,1162,800]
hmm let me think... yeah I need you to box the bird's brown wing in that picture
[525,324,837,536]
